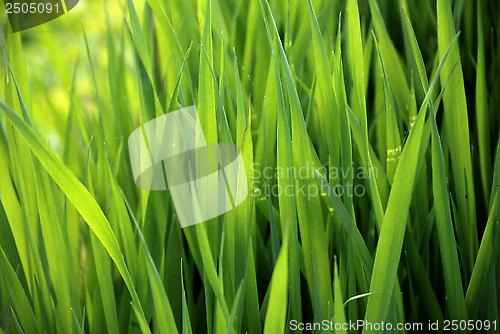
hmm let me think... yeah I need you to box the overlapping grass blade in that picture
[401,8,468,322]
[316,172,373,277]
[465,189,500,318]
[120,189,179,334]
[0,101,150,333]
[437,0,477,279]
[333,260,347,334]
[368,0,410,122]
[363,34,459,330]
[346,0,384,225]
[372,32,401,184]
[259,0,305,323]
[261,0,333,315]
[307,0,340,176]
[0,246,39,334]
[33,163,74,334]
[263,226,289,334]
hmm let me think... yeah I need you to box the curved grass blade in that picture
[33,162,74,334]
[371,31,401,184]
[363,34,459,331]
[0,101,151,334]
[334,259,347,334]
[437,0,477,278]
[368,0,410,122]
[259,0,304,322]
[316,171,373,278]
[346,0,384,226]
[0,245,39,334]
[167,42,194,113]
[260,0,333,314]
[307,0,340,174]
[430,91,468,324]
[465,189,500,318]
[401,8,468,322]
[120,188,179,334]
[181,259,193,334]
[263,226,289,334]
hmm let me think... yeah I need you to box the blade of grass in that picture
[437,0,477,280]
[372,31,401,185]
[232,52,261,333]
[363,34,459,330]
[429,86,468,324]
[259,0,304,323]
[0,247,39,334]
[368,0,410,123]
[316,171,373,278]
[0,101,151,334]
[197,0,219,270]
[333,259,347,334]
[401,8,468,322]
[181,259,193,334]
[346,0,384,225]
[307,0,341,178]
[263,226,289,334]
[475,0,492,206]
[261,0,333,314]
[120,188,179,334]
[465,189,500,318]
[33,162,74,334]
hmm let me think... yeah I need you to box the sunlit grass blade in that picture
[363,34,458,330]
[33,162,74,334]
[333,260,347,334]
[197,0,219,269]
[167,42,193,113]
[231,50,261,333]
[195,223,230,321]
[89,231,119,334]
[263,226,289,334]
[0,101,151,334]
[368,0,410,122]
[372,31,401,184]
[316,171,373,278]
[465,189,500,318]
[180,259,193,334]
[198,0,217,146]
[259,0,305,323]
[363,93,426,333]
[120,188,179,334]
[437,0,477,279]
[333,14,355,216]
[429,90,468,324]
[346,0,384,226]
[262,0,334,315]
[0,246,39,334]
[307,0,340,175]
[401,8,468,322]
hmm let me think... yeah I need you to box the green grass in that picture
[0,0,499,333]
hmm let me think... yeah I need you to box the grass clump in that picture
[0,0,499,333]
